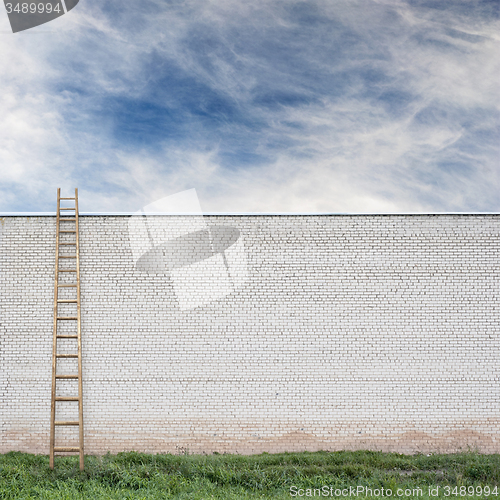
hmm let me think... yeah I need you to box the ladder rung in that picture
[60,197,76,200]
[56,336,78,340]
[59,230,76,233]
[59,270,77,272]
[56,354,78,358]
[53,447,80,452]
[57,317,78,320]
[55,397,79,401]
[55,421,80,426]
[57,299,77,303]
[59,243,76,245]
[56,374,79,378]
[57,284,77,287]
[60,208,76,210]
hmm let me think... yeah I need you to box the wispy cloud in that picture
[0,0,498,212]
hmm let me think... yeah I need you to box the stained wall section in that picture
[0,215,499,455]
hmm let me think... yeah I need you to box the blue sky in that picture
[0,0,499,212]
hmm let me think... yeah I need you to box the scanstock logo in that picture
[3,0,78,33]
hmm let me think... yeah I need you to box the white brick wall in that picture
[0,215,499,455]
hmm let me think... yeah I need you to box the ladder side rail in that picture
[49,188,61,469]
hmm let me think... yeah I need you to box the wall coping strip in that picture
[1,212,500,216]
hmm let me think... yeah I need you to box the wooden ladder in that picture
[50,188,84,470]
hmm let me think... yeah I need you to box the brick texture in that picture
[0,214,499,455]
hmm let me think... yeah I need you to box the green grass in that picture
[1,450,499,499]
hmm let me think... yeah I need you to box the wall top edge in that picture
[1,212,500,217]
